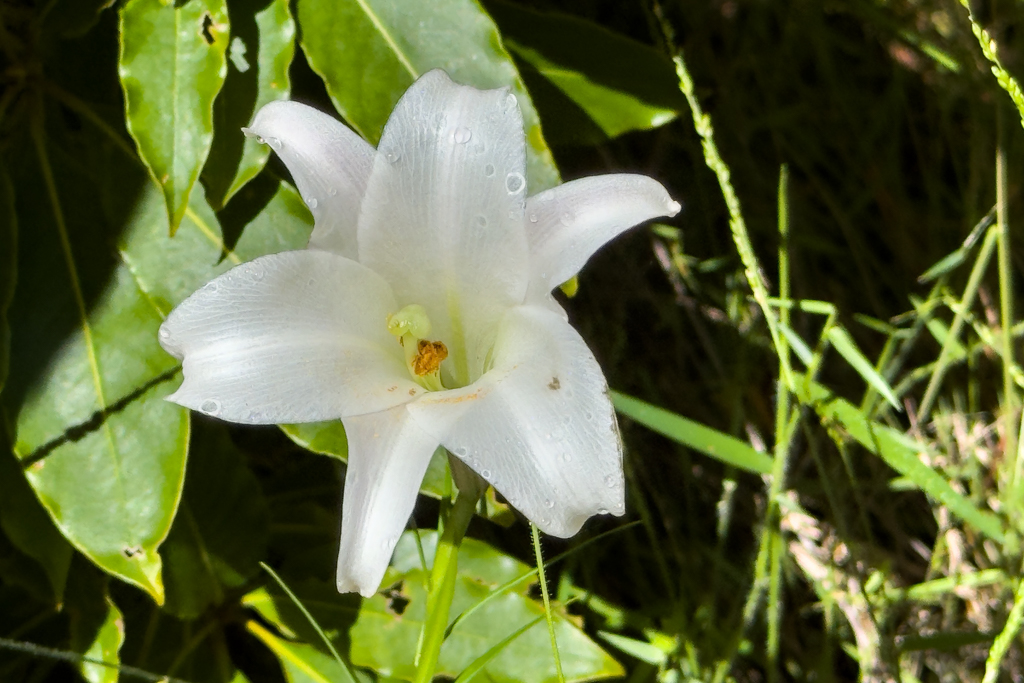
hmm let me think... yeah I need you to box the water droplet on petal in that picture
[561,453,572,463]
[329,188,338,196]
[266,136,283,151]
[455,446,468,456]
[544,500,554,509]
[484,164,495,177]
[585,411,594,421]
[504,92,518,111]
[251,264,265,281]
[385,149,402,163]
[597,507,609,515]
[200,399,221,416]
[528,213,538,223]
[454,127,472,144]
[475,215,487,227]
[505,172,525,195]
[158,327,171,341]
[307,197,318,209]
[559,211,575,226]
[604,474,618,488]
[481,469,492,479]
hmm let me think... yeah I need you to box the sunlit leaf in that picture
[119,0,229,234]
[247,620,361,683]
[484,0,681,142]
[204,0,295,208]
[296,0,559,191]
[247,533,624,682]
[5,124,189,602]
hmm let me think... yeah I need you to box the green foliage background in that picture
[1,0,1024,681]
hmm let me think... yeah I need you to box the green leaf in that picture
[247,620,363,683]
[793,373,1007,542]
[296,0,560,191]
[119,0,230,234]
[484,0,681,142]
[0,449,73,604]
[610,390,773,475]
[66,558,125,683]
[203,0,295,208]
[596,632,667,667]
[160,419,269,619]
[5,124,190,603]
[825,325,900,410]
[247,533,624,682]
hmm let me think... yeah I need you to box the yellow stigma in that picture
[387,304,447,391]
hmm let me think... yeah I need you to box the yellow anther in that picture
[413,340,448,377]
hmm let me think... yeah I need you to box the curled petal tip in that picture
[667,199,682,217]
[240,126,257,139]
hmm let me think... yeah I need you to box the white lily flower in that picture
[159,70,680,597]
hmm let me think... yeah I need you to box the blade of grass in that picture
[982,571,1024,683]
[671,49,793,391]
[259,562,358,683]
[611,390,773,474]
[794,374,1007,543]
[917,226,999,423]
[826,326,900,410]
[452,615,546,683]
[531,524,564,683]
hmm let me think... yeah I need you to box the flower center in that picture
[387,304,448,392]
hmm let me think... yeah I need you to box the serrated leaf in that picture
[296,0,560,192]
[0,449,73,604]
[119,0,229,234]
[204,0,295,208]
[160,419,269,619]
[484,0,681,142]
[826,326,900,410]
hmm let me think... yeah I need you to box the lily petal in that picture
[338,405,441,596]
[525,175,680,298]
[358,70,529,383]
[408,305,624,537]
[244,101,375,259]
[160,251,422,423]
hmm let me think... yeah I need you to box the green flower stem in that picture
[413,490,478,683]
